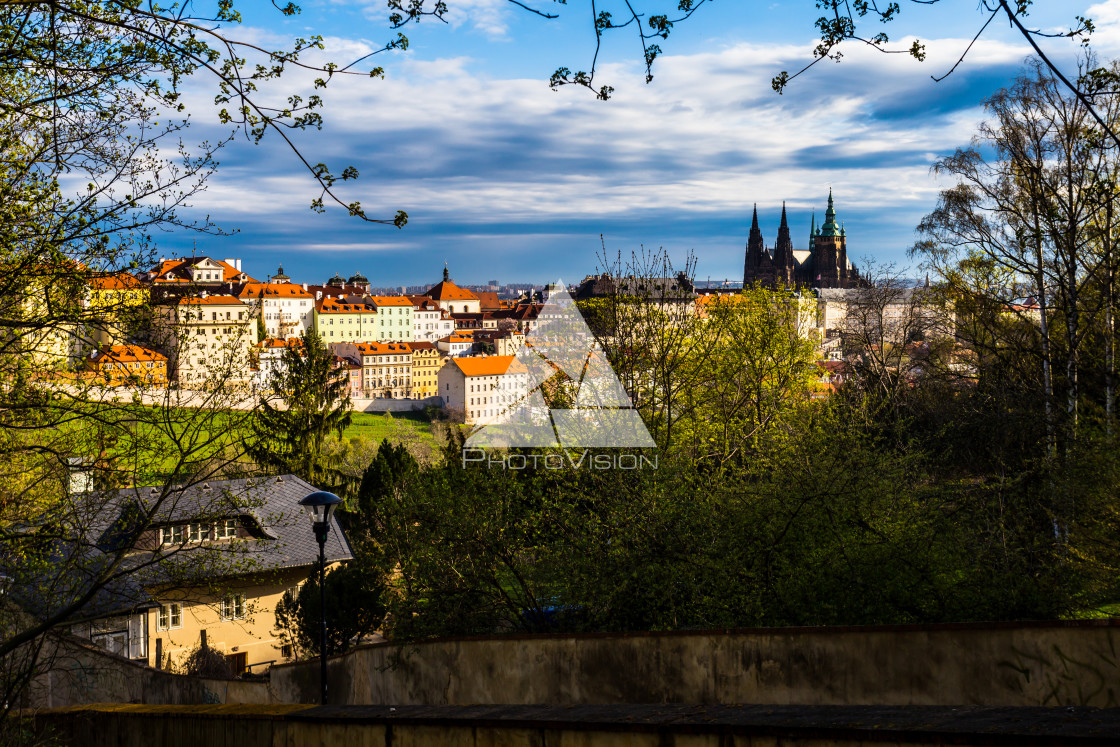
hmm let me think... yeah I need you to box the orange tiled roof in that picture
[317,298,374,314]
[409,341,437,352]
[89,272,144,290]
[239,283,313,299]
[256,337,302,349]
[215,259,254,283]
[452,355,525,377]
[426,280,479,302]
[368,295,413,307]
[440,333,474,344]
[150,257,257,284]
[476,291,502,310]
[355,342,413,354]
[93,345,167,363]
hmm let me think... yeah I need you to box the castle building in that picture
[742,190,864,290]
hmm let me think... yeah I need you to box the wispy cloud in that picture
[154,27,1040,284]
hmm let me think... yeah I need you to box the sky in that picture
[148,0,1120,287]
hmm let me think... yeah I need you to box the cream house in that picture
[153,294,254,387]
[355,341,412,399]
[66,476,352,675]
[438,355,529,425]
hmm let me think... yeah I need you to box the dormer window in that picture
[216,518,237,539]
[160,525,183,545]
[187,522,211,542]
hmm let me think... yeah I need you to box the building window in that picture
[216,518,237,539]
[158,603,182,630]
[220,594,245,621]
[160,525,183,545]
[188,522,211,542]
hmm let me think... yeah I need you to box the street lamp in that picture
[299,489,342,706]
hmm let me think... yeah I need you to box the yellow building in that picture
[409,341,442,399]
[82,345,168,387]
[85,272,150,347]
[68,476,352,675]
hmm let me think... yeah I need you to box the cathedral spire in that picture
[744,202,766,287]
[820,189,841,237]
[809,211,817,240]
[779,201,788,229]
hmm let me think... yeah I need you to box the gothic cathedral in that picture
[742,190,864,289]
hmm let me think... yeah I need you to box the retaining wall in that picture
[24,637,273,709]
[271,619,1120,708]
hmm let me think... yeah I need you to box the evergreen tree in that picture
[248,330,352,487]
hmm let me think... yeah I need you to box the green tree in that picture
[274,558,388,658]
[674,285,818,469]
[248,330,352,487]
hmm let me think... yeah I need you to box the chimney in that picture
[302,283,307,291]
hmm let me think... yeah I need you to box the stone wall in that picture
[351,396,442,413]
[271,619,1120,708]
[24,636,273,709]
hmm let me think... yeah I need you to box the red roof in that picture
[355,342,413,355]
[452,356,525,377]
[426,279,479,302]
[92,345,167,363]
[238,283,313,299]
[89,272,143,290]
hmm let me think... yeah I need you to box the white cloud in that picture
[138,24,1046,276]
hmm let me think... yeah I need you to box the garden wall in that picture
[271,619,1120,708]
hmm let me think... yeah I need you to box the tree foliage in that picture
[248,329,352,488]
[274,559,388,659]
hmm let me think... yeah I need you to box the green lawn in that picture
[343,410,436,445]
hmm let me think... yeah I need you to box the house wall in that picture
[149,566,311,674]
[437,366,467,420]
[154,300,253,386]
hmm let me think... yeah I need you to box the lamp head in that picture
[299,490,342,527]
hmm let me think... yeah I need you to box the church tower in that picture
[813,189,847,288]
[773,202,795,286]
[743,204,775,287]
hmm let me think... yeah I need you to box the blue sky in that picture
[151,0,1120,287]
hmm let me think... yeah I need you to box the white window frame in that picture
[216,518,237,539]
[157,603,182,630]
[187,522,211,543]
[160,525,184,546]
[221,594,245,621]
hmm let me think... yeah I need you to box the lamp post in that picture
[299,490,342,706]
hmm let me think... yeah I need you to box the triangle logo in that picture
[464,281,656,449]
